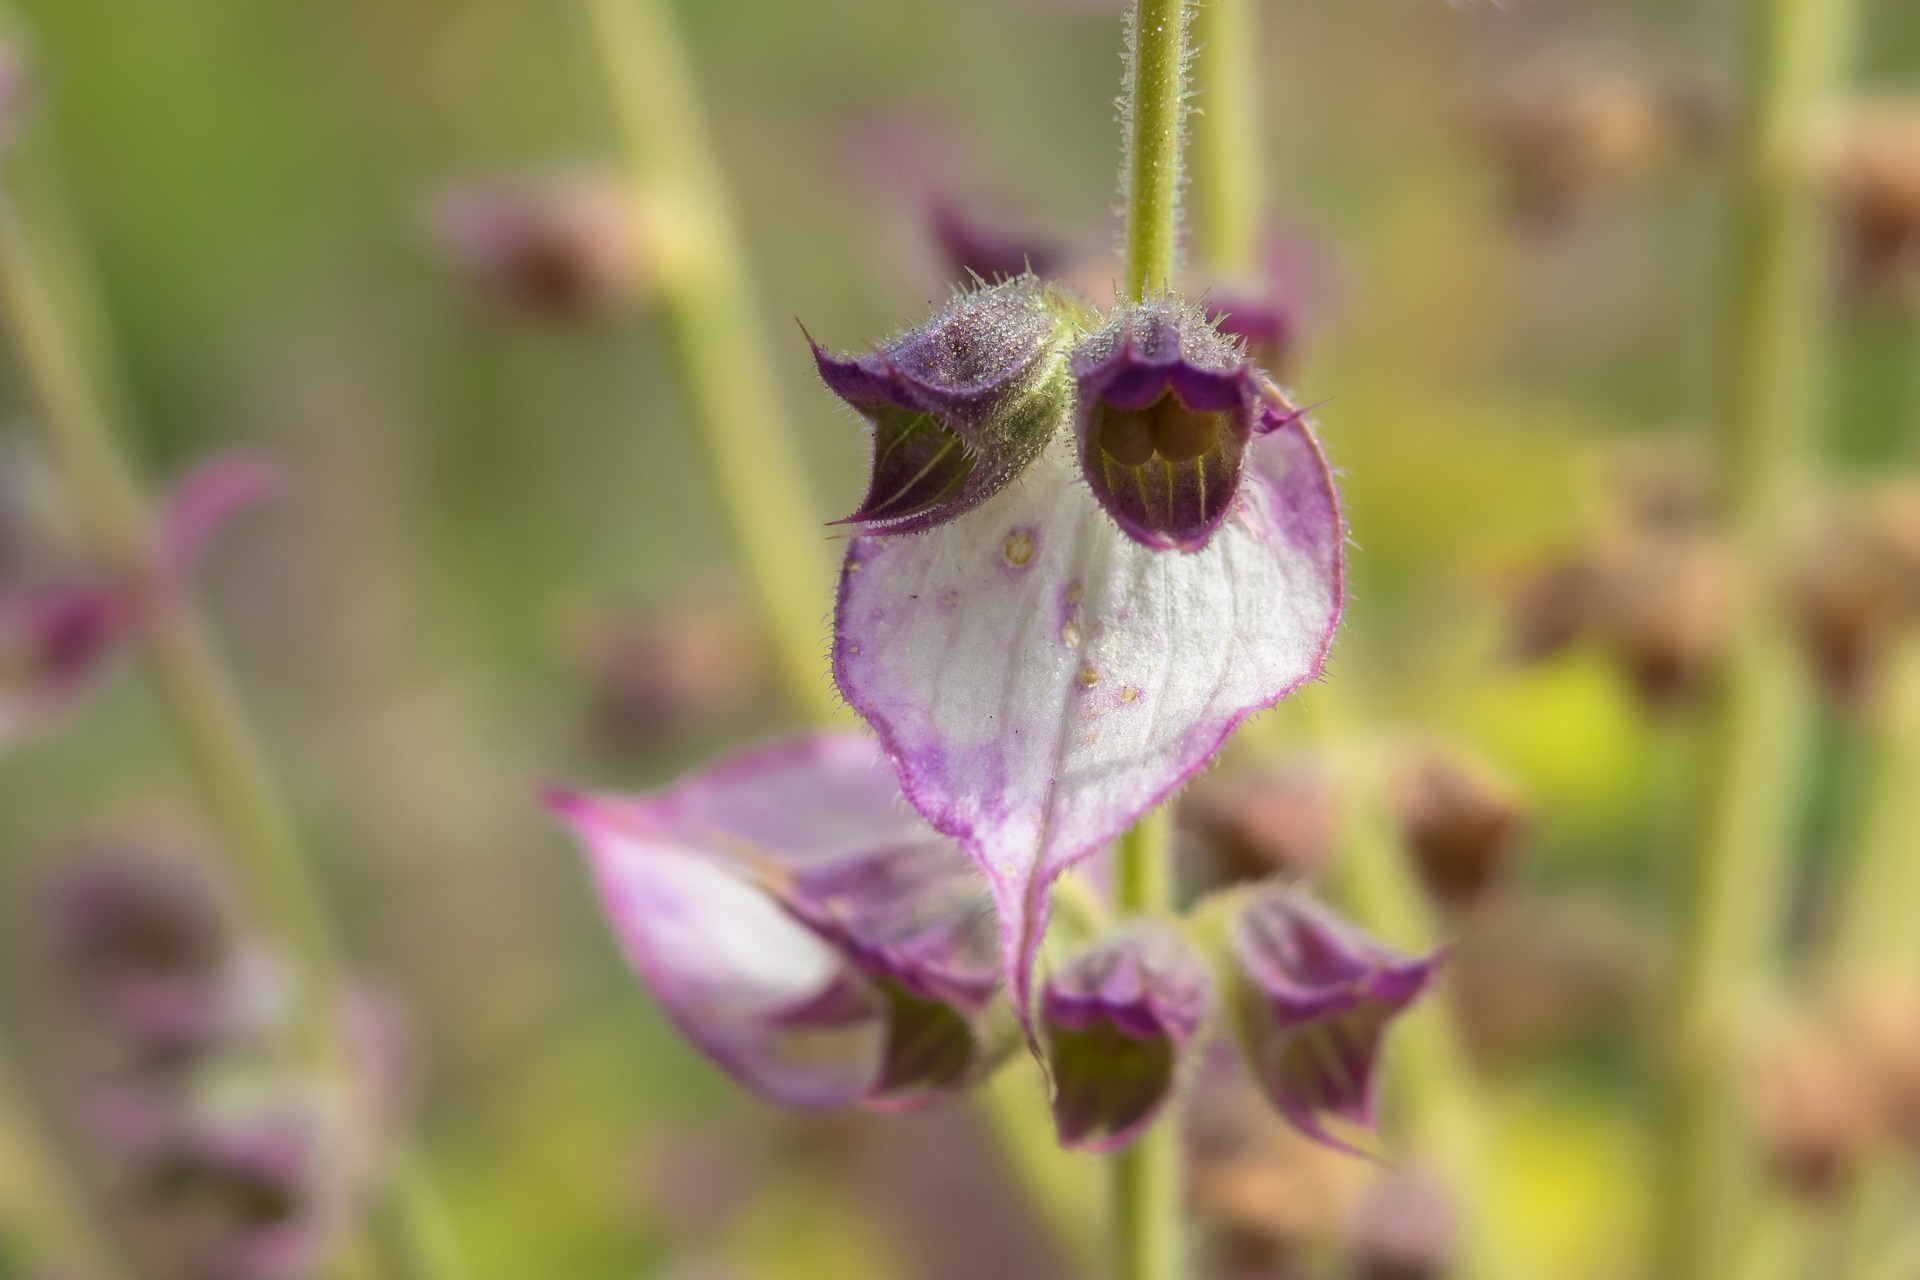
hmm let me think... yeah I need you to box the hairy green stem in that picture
[0,161,467,1280]
[1189,0,1260,274]
[1109,808,1179,1280]
[1657,0,1857,1271]
[585,0,839,723]
[1122,0,1190,301]
[1106,0,1193,1268]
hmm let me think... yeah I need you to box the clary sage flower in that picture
[0,452,279,751]
[547,732,1005,1111]
[1226,887,1440,1148]
[823,277,1344,1013]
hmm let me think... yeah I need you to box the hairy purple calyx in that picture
[1042,921,1212,1152]
[1071,299,1260,552]
[1227,887,1440,1150]
[812,276,1081,536]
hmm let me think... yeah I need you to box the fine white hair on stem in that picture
[1116,0,1196,294]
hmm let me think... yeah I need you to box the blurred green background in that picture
[2,0,1919,1276]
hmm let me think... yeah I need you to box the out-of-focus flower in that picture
[1180,759,1342,886]
[1041,921,1211,1151]
[0,580,127,748]
[1829,979,1920,1145]
[1186,1046,1362,1267]
[1505,450,1734,706]
[1478,67,1696,222]
[1390,744,1528,910]
[1825,98,1920,298]
[1745,1013,1878,1202]
[1791,483,1920,707]
[38,843,274,1060]
[547,732,1005,1111]
[926,196,1066,284]
[0,452,278,752]
[1447,891,1655,1066]
[566,597,771,756]
[1225,888,1438,1149]
[434,174,650,321]
[1346,1170,1455,1280]
[137,1100,343,1280]
[825,283,1343,1018]
[810,276,1080,535]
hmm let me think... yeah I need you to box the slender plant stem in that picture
[1107,4,1194,1274]
[0,1034,131,1280]
[585,0,839,723]
[1658,0,1857,1272]
[1108,808,1179,1280]
[1190,0,1260,275]
[0,158,467,1280]
[1122,0,1190,301]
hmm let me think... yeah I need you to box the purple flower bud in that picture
[1205,294,1296,380]
[144,1104,337,1280]
[1042,922,1211,1152]
[435,175,650,322]
[38,844,262,1058]
[547,732,1004,1111]
[1069,298,1264,551]
[811,277,1079,535]
[1228,888,1439,1149]
[925,196,1066,284]
[0,581,127,749]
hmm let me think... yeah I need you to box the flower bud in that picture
[1227,888,1439,1148]
[1826,98,1920,298]
[0,581,126,749]
[36,842,278,1060]
[1347,1170,1455,1280]
[812,276,1079,535]
[1391,745,1528,910]
[1181,759,1342,886]
[1069,298,1264,551]
[1746,1013,1877,1202]
[1041,921,1211,1151]
[548,733,1004,1111]
[435,174,649,322]
[926,195,1065,285]
[1478,67,1688,222]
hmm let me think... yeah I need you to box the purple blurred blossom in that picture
[1042,922,1211,1151]
[435,174,649,321]
[1229,888,1439,1149]
[547,732,1004,1111]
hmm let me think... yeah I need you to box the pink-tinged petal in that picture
[547,732,1004,1109]
[156,452,282,589]
[0,581,129,748]
[925,195,1066,284]
[1042,921,1211,1152]
[835,415,1345,1020]
[1228,888,1440,1149]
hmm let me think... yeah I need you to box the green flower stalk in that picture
[1190,0,1260,276]
[584,0,839,723]
[0,106,468,1280]
[1658,0,1860,1271]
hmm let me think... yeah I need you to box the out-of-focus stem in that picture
[1317,720,1502,1280]
[1829,641,1920,972]
[585,0,838,723]
[1121,0,1190,301]
[1190,0,1260,274]
[0,1036,130,1280]
[0,168,468,1280]
[1657,0,1857,1272]
[1109,809,1179,1280]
